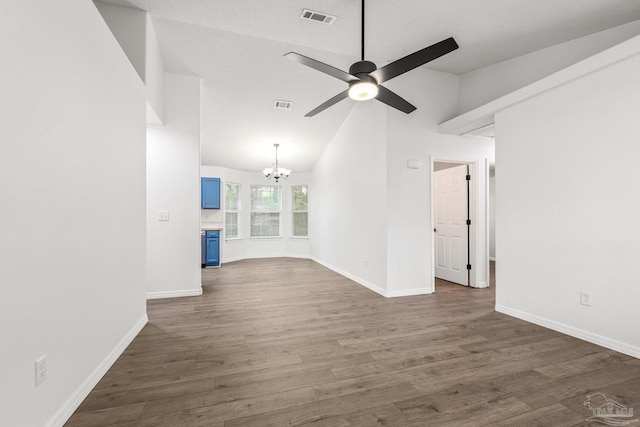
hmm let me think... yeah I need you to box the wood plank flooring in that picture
[67,259,640,426]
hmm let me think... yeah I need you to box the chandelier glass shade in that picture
[263,143,291,182]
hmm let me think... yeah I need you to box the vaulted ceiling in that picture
[99,0,640,172]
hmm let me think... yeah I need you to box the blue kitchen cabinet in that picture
[201,177,221,209]
[205,230,220,267]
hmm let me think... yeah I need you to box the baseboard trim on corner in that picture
[146,287,203,300]
[386,288,432,297]
[311,257,388,297]
[49,314,148,427]
[495,304,640,359]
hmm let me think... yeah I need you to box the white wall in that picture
[145,15,164,124]
[95,1,164,123]
[311,101,390,295]
[0,2,147,426]
[201,166,312,262]
[495,52,640,357]
[147,73,202,299]
[385,70,495,294]
[93,1,145,80]
[458,20,640,114]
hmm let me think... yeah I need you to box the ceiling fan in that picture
[284,0,459,117]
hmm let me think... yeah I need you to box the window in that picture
[250,186,281,237]
[292,185,308,237]
[225,183,240,238]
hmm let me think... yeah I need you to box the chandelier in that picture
[263,143,291,182]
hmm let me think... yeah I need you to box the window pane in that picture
[292,185,308,212]
[250,186,280,237]
[225,212,238,238]
[251,186,280,212]
[293,212,308,237]
[251,213,280,237]
[224,183,240,238]
[292,185,308,236]
[225,183,239,210]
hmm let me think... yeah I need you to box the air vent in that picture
[300,9,336,25]
[274,100,293,110]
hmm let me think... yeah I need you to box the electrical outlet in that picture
[35,355,47,386]
[580,291,592,307]
[158,211,170,221]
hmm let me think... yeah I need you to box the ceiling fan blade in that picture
[305,90,350,117]
[370,37,459,84]
[284,52,358,83]
[375,86,416,114]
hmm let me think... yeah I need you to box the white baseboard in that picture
[311,257,386,296]
[311,258,433,298]
[495,304,640,359]
[474,281,489,289]
[387,287,433,297]
[146,287,203,300]
[222,255,245,264]
[49,314,148,427]
[222,254,312,264]
[311,257,389,297]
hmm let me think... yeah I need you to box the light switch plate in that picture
[35,355,47,386]
[580,291,592,306]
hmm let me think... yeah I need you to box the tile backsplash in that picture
[201,209,223,227]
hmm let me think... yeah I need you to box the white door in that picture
[434,164,469,286]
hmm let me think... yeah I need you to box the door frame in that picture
[485,160,495,290]
[430,156,490,290]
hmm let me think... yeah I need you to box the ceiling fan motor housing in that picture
[349,60,377,81]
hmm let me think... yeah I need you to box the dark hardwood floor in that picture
[66,258,640,426]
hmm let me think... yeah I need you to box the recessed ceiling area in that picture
[98,0,640,172]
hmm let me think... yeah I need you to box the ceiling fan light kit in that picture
[285,0,458,117]
[349,81,378,101]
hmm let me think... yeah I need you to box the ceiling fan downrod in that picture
[361,0,365,61]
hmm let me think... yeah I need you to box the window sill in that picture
[250,236,283,240]
[290,236,309,240]
[225,237,243,242]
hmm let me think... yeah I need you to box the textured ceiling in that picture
[98,0,640,171]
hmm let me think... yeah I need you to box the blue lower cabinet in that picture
[205,230,220,267]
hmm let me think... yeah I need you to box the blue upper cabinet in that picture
[201,177,221,209]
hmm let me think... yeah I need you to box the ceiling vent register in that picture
[274,100,293,110]
[300,9,336,25]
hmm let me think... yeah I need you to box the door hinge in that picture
[466,219,471,225]
[467,264,472,270]
[466,174,471,181]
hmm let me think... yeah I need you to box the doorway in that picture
[433,161,471,287]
